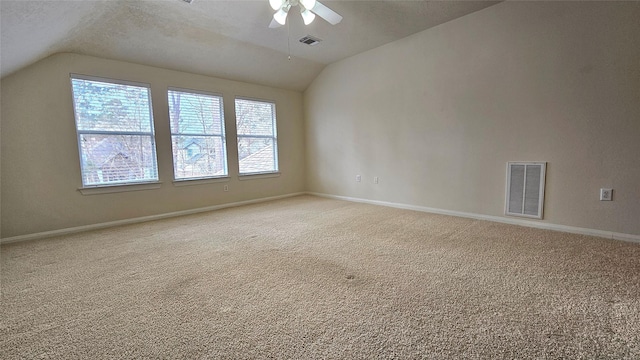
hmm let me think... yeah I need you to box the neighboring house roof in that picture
[238,143,274,173]
[88,138,139,168]
[182,137,206,149]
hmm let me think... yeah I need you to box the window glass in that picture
[71,76,158,186]
[168,89,228,180]
[235,98,278,175]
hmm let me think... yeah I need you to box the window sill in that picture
[238,172,281,181]
[173,177,230,187]
[78,182,162,195]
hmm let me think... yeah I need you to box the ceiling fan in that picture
[268,0,343,28]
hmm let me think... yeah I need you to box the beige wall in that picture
[304,1,640,236]
[1,53,305,238]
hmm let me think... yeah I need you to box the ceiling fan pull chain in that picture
[287,20,291,61]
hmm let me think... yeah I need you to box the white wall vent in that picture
[505,162,546,219]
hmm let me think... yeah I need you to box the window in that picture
[235,98,279,175]
[168,89,228,180]
[71,76,158,187]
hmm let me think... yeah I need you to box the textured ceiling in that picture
[0,0,500,91]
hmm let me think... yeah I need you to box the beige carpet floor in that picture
[1,195,639,359]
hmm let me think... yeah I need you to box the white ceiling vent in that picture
[299,35,322,46]
[505,162,546,219]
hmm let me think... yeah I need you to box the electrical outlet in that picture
[224,185,229,192]
[600,188,612,201]
[356,175,361,182]
[374,176,379,184]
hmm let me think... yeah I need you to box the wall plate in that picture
[600,188,613,201]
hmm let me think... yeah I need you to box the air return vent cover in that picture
[505,162,546,219]
[299,35,322,46]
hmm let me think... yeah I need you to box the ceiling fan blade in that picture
[269,17,283,28]
[311,1,343,25]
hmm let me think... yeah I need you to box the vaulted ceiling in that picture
[1,0,500,91]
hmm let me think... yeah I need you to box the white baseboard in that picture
[1,192,305,244]
[4,191,638,245]
[307,192,640,244]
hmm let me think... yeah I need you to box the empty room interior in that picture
[1,0,639,358]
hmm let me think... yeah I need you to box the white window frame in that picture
[70,74,159,190]
[234,97,279,176]
[168,87,229,181]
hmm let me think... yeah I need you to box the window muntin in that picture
[71,76,159,187]
[168,89,228,180]
[235,98,279,175]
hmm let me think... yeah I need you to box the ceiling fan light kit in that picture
[274,6,290,25]
[300,8,316,25]
[300,0,317,10]
[268,0,341,27]
[269,0,284,11]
